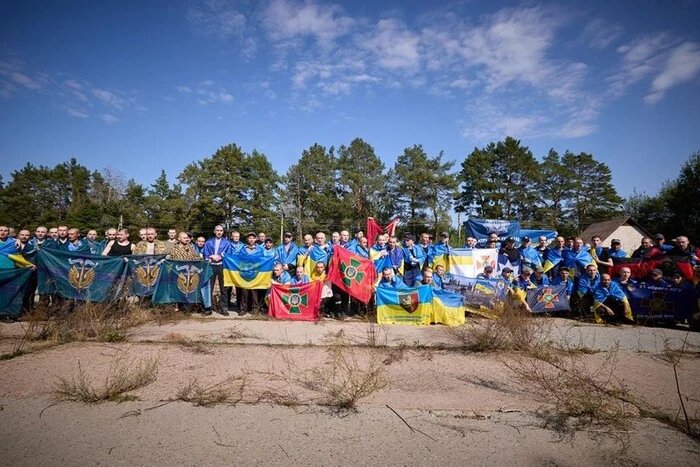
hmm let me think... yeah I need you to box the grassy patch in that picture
[54,355,159,403]
[162,332,213,354]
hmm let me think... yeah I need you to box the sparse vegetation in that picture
[54,355,159,403]
[175,376,247,407]
[162,332,213,354]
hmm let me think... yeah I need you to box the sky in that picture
[1,0,700,207]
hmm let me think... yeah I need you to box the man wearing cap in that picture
[500,267,514,286]
[653,234,673,252]
[476,265,495,280]
[263,237,277,257]
[435,231,452,255]
[531,265,550,286]
[643,269,669,288]
[203,225,232,316]
[513,266,537,311]
[275,232,299,272]
[609,239,628,258]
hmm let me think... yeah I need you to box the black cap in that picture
[651,268,663,276]
[284,231,294,238]
[264,238,274,243]
[522,236,531,242]
[611,239,621,245]
[441,231,449,237]
[654,234,665,240]
[505,237,515,243]
[484,265,494,272]
[502,267,513,273]
[404,233,414,240]
[353,228,363,235]
[246,231,257,238]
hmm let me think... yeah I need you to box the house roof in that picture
[580,217,652,241]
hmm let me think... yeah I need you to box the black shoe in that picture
[203,309,213,316]
[219,310,230,317]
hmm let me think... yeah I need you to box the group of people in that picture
[2,223,699,325]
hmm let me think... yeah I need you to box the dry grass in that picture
[54,355,159,403]
[26,300,151,344]
[447,304,549,352]
[503,344,635,441]
[162,332,213,354]
[262,336,389,413]
[175,376,248,407]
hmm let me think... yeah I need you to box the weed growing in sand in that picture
[175,376,248,407]
[162,332,213,354]
[448,304,548,352]
[264,337,388,413]
[503,344,635,443]
[54,355,159,403]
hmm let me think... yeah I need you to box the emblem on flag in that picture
[282,288,307,314]
[397,291,419,313]
[68,258,97,291]
[536,287,560,309]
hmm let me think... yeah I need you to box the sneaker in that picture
[203,309,213,316]
[219,310,230,317]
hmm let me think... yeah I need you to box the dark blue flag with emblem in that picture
[626,282,697,321]
[152,260,213,308]
[37,249,127,302]
[526,284,570,313]
[125,255,167,297]
[0,267,33,318]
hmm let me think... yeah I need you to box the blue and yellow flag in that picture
[152,260,213,307]
[223,253,275,289]
[376,285,432,325]
[430,288,465,326]
[0,267,33,318]
[37,249,127,302]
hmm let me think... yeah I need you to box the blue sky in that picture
[1,0,699,206]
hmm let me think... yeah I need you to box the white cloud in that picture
[92,88,127,109]
[186,0,247,39]
[607,32,674,97]
[64,79,83,90]
[264,0,355,46]
[177,85,192,93]
[66,108,89,118]
[580,18,624,49]
[11,71,43,90]
[219,91,234,102]
[645,41,700,104]
[101,113,119,124]
[359,19,420,70]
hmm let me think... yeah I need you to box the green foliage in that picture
[626,151,700,242]
[337,138,386,227]
[389,144,457,234]
[456,137,540,222]
[177,144,280,235]
[282,143,342,236]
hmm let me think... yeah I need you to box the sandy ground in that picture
[1,317,699,466]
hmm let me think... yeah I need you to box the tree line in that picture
[0,137,697,242]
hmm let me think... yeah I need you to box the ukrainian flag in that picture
[430,288,465,326]
[376,285,432,325]
[223,254,275,289]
